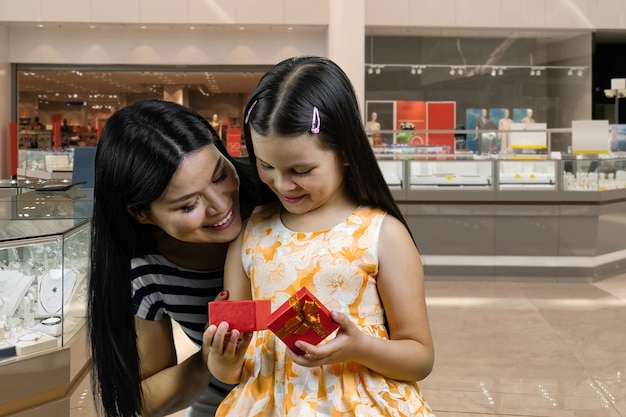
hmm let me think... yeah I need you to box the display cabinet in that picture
[409,159,493,189]
[562,156,626,191]
[17,149,74,180]
[498,159,557,190]
[375,153,626,194]
[0,189,93,416]
[0,217,90,360]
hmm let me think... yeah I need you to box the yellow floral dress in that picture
[216,203,435,417]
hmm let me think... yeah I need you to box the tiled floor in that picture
[147,274,626,417]
[419,273,626,417]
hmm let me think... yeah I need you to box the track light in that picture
[457,67,464,75]
[410,66,416,75]
[367,66,373,75]
[577,68,583,77]
[450,67,456,76]
[530,68,535,76]
[568,68,573,76]
[417,66,422,75]
[375,66,381,75]
[498,67,504,76]
[491,68,496,76]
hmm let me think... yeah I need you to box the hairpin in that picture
[245,100,258,124]
[311,107,321,134]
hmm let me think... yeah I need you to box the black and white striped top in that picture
[131,253,224,346]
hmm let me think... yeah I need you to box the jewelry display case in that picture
[409,159,493,189]
[0,187,92,356]
[562,156,626,191]
[0,217,90,359]
[17,149,74,181]
[375,153,626,193]
[498,159,557,190]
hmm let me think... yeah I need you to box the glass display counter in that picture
[0,190,92,360]
[17,149,74,181]
[375,153,626,194]
[0,189,93,416]
[409,159,493,189]
[562,156,626,191]
[498,159,557,190]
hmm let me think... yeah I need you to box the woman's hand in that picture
[286,311,366,367]
[204,322,252,384]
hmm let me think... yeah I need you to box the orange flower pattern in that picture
[215,203,435,417]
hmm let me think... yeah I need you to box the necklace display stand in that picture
[36,269,77,317]
[0,271,36,319]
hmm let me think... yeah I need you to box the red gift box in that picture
[208,300,271,332]
[267,287,339,355]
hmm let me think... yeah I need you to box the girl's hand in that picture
[204,321,252,384]
[286,311,365,367]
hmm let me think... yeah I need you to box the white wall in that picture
[1,0,623,29]
[8,26,326,66]
[365,0,626,30]
[0,0,329,25]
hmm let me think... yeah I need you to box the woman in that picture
[88,99,263,417]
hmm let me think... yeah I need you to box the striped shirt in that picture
[131,253,224,346]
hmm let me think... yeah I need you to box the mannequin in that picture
[521,108,535,123]
[498,109,513,151]
[209,113,224,139]
[475,108,494,154]
[365,112,383,146]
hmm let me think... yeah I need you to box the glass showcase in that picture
[0,190,92,361]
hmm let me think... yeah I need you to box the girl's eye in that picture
[214,168,228,183]
[181,199,199,213]
[293,168,312,176]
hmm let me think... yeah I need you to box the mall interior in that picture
[1,1,626,416]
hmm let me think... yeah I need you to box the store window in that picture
[15,66,267,152]
[364,32,592,153]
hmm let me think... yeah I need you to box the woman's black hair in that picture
[242,56,411,236]
[88,98,256,417]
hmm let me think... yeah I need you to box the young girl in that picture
[207,56,436,416]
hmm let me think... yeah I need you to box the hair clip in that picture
[311,107,321,134]
[245,100,258,124]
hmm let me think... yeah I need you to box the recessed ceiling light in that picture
[239,26,245,30]
[37,24,44,28]
[140,26,147,30]
[89,25,96,29]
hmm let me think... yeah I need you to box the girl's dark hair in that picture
[88,99,256,417]
[242,55,411,235]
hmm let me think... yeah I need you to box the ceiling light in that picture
[410,67,416,75]
[530,68,535,76]
[498,67,503,76]
[568,68,573,76]
[367,66,373,75]
[375,66,381,75]
[491,68,496,76]
[577,68,583,77]
[417,67,423,75]
[457,67,464,75]
[450,67,456,76]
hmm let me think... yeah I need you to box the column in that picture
[163,85,189,107]
[327,0,365,120]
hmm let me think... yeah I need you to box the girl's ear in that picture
[127,204,153,225]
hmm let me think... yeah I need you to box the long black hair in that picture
[242,56,411,235]
[88,99,256,417]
